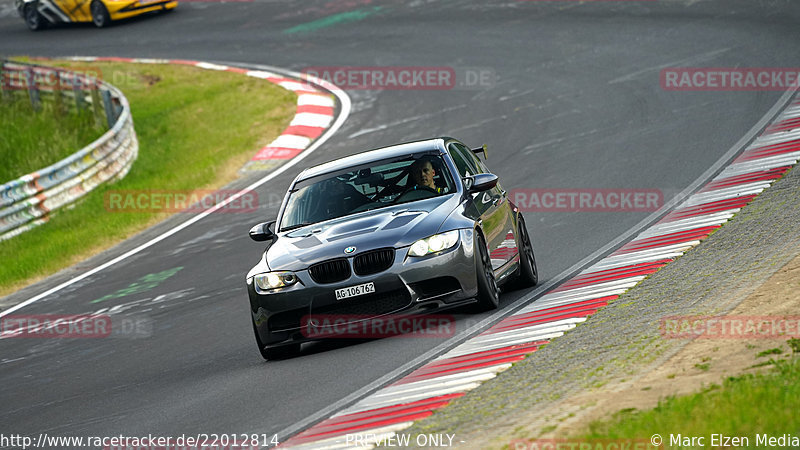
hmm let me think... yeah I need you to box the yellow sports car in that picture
[16,0,177,30]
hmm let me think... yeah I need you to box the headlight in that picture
[408,230,460,257]
[254,271,299,291]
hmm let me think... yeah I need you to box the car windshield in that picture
[280,153,455,231]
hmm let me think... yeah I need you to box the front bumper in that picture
[247,229,477,348]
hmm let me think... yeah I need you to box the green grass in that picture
[0,61,296,295]
[580,356,800,445]
[0,100,106,182]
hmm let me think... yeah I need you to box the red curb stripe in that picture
[564,260,673,286]
[315,394,464,429]
[224,67,249,74]
[293,89,323,95]
[167,59,200,66]
[284,125,325,139]
[412,352,532,375]
[398,355,527,385]
[700,169,788,191]
[95,57,133,62]
[660,195,757,222]
[488,308,602,335]
[393,343,545,376]
[422,345,542,370]
[613,229,720,255]
[284,395,464,445]
[550,270,659,292]
[734,140,800,162]
[299,399,457,437]
[701,167,789,189]
[416,346,541,371]
[492,297,616,329]
[766,117,800,133]
[297,105,335,115]
[663,204,747,222]
[663,202,751,222]
[613,237,707,255]
[618,226,720,249]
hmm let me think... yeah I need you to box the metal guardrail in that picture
[0,60,138,241]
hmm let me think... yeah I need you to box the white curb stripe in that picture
[270,134,312,149]
[291,112,335,128]
[299,94,337,107]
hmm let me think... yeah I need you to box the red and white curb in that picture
[59,57,336,173]
[281,93,800,449]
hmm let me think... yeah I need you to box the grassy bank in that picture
[0,60,296,297]
[579,344,799,448]
[0,100,106,182]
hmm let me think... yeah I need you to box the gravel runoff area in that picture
[400,162,800,447]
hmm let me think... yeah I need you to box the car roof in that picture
[297,137,456,181]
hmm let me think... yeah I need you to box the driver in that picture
[409,158,443,193]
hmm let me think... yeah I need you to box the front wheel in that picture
[91,1,111,27]
[24,3,45,31]
[473,233,500,311]
[252,319,299,360]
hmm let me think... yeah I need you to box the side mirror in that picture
[471,144,488,160]
[249,221,276,242]
[466,173,498,193]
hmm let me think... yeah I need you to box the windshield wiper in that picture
[280,222,316,232]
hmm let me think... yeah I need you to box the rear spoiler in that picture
[471,144,488,160]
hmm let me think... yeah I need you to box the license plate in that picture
[335,282,375,300]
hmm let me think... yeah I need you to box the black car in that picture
[246,137,537,359]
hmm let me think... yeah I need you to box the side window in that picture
[454,142,489,174]
[448,143,479,178]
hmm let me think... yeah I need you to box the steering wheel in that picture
[393,185,439,203]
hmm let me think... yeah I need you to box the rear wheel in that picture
[510,215,538,289]
[91,1,111,27]
[24,3,45,31]
[474,233,500,311]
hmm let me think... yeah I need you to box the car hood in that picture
[263,195,459,272]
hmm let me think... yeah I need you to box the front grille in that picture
[313,289,411,317]
[353,248,395,276]
[309,258,351,284]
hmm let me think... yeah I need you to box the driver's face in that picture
[415,162,435,188]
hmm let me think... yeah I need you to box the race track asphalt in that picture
[1,0,799,443]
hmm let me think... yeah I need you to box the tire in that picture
[91,1,111,27]
[252,320,299,360]
[473,232,500,311]
[24,3,45,31]
[509,215,538,289]
[263,344,300,360]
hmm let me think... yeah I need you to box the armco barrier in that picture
[0,61,137,241]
